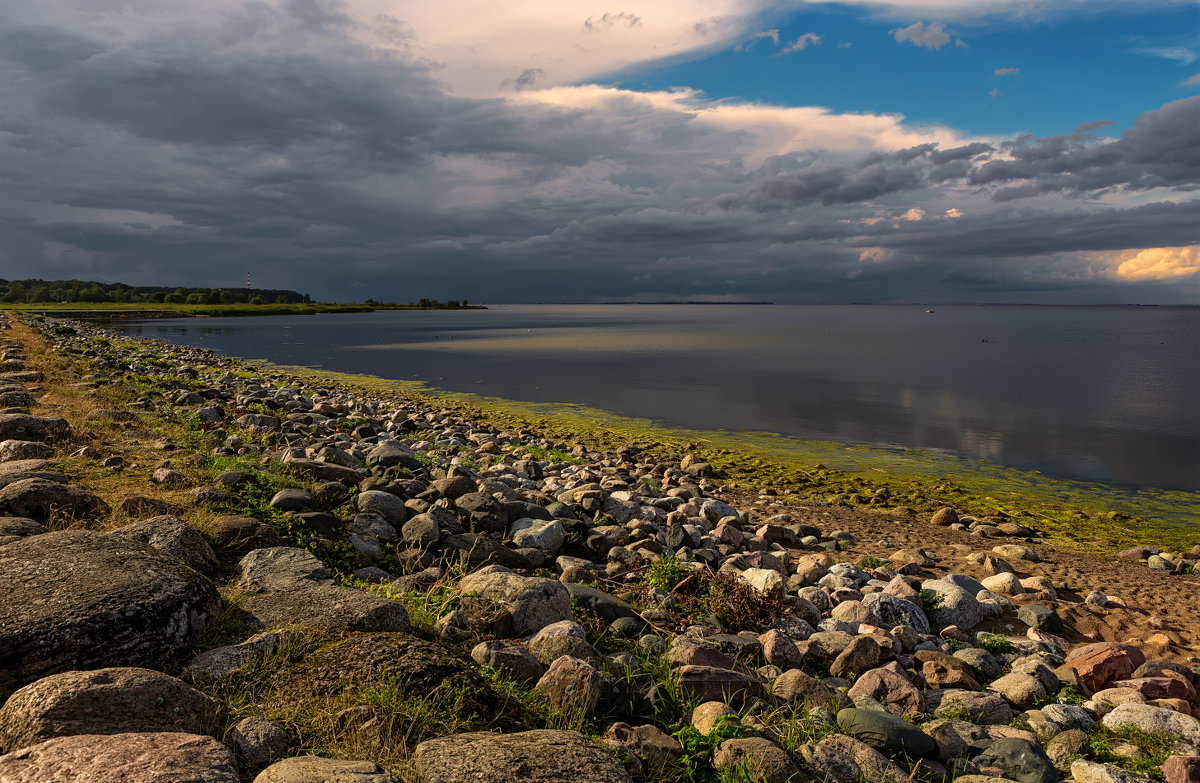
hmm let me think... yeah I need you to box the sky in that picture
[0,0,1197,304]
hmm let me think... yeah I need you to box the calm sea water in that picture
[115,305,1200,491]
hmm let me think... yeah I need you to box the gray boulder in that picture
[836,708,935,758]
[0,414,69,442]
[511,517,565,555]
[243,585,409,634]
[356,490,408,527]
[0,530,218,699]
[921,578,981,630]
[0,440,53,461]
[972,738,1057,783]
[0,477,109,524]
[237,547,333,594]
[861,592,930,634]
[111,516,218,574]
[1101,703,1200,744]
[0,668,224,753]
[457,566,573,636]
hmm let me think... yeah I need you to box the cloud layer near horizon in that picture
[0,0,1197,303]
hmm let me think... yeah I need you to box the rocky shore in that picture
[0,311,1198,783]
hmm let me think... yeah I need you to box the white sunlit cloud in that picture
[736,29,781,50]
[1108,245,1200,281]
[780,32,822,53]
[994,67,1020,76]
[891,21,953,49]
[1129,46,1197,64]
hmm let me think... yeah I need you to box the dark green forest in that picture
[0,279,310,305]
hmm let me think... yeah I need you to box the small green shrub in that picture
[920,589,944,613]
[857,555,887,570]
[646,557,691,592]
[976,632,1014,654]
[673,715,751,783]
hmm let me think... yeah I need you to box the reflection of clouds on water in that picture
[356,329,742,355]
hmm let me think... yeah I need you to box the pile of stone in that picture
[0,315,1197,783]
[1117,545,1200,576]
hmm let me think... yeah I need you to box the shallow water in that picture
[115,304,1200,491]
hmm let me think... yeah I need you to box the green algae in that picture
[233,360,1199,553]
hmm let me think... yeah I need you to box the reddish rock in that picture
[533,656,602,717]
[940,626,971,643]
[1165,755,1200,783]
[676,666,765,706]
[1112,676,1196,701]
[848,661,925,718]
[757,525,802,547]
[759,630,802,671]
[712,524,743,547]
[924,659,981,691]
[1066,644,1144,692]
[671,645,738,671]
[883,575,920,603]
[1117,546,1155,560]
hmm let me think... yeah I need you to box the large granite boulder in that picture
[0,732,238,783]
[413,729,633,783]
[457,566,573,637]
[0,668,224,753]
[0,530,219,699]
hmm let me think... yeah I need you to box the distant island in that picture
[0,278,484,316]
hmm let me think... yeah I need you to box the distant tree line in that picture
[364,297,470,308]
[0,279,311,305]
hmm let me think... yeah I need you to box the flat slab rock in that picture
[242,584,409,634]
[0,731,238,783]
[0,529,219,699]
[413,729,633,783]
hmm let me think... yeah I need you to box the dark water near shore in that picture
[115,305,1200,491]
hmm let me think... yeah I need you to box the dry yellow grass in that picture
[4,313,218,531]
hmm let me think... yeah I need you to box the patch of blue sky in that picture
[601,2,1199,139]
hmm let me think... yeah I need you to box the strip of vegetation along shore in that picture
[7,300,484,319]
[210,357,1199,554]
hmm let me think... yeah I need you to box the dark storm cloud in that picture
[0,0,1196,304]
[723,142,983,211]
[725,98,1200,212]
[859,199,1200,259]
[971,97,1200,199]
